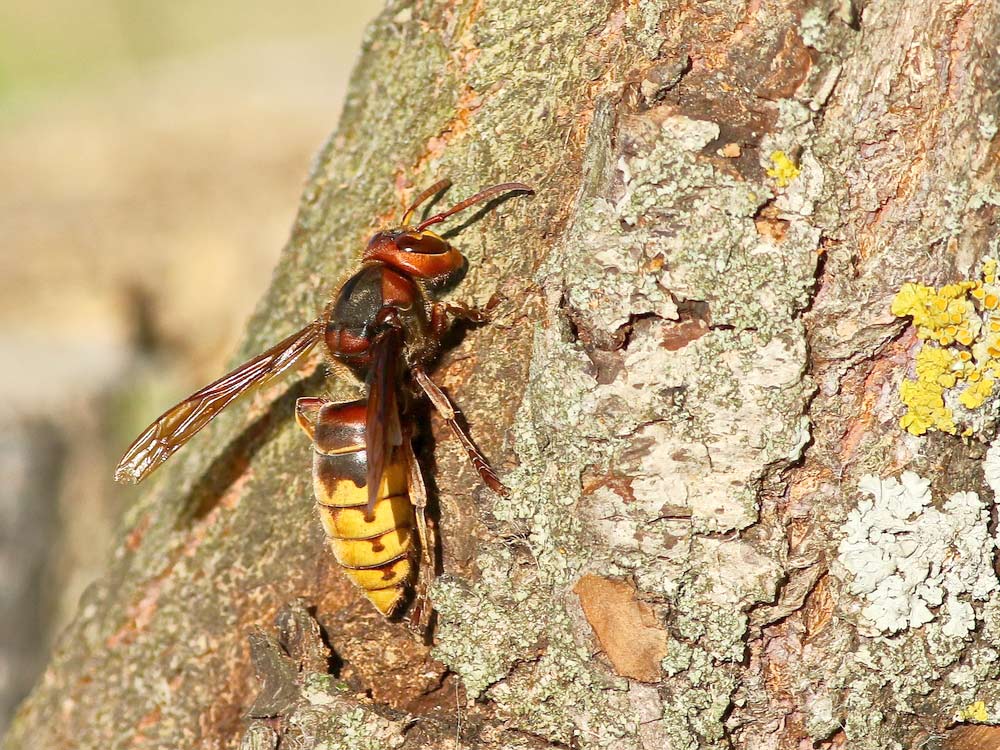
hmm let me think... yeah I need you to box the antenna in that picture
[415,182,533,232]
[401,179,452,227]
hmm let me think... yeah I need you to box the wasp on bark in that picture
[115,179,532,619]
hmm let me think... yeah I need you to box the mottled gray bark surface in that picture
[6,1,1000,749]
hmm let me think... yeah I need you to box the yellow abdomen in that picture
[297,398,416,616]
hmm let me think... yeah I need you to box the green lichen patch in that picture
[558,109,817,342]
[659,646,738,750]
[431,571,552,701]
[672,539,784,662]
[554,107,817,543]
[430,306,645,744]
[491,320,607,571]
[488,608,635,746]
[431,569,633,747]
[281,703,407,750]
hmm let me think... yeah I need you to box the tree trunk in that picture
[6,1,1000,749]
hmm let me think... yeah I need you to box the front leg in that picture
[429,293,504,337]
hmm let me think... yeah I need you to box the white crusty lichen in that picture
[984,437,1000,497]
[836,471,997,636]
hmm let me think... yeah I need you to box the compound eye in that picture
[394,232,420,252]
[394,231,449,255]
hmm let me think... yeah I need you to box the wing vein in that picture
[114,319,322,484]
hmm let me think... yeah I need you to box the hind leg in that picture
[403,437,435,631]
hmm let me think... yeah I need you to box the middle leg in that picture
[412,366,509,496]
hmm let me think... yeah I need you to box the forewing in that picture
[364,328,403,517]
[115,319,323,484]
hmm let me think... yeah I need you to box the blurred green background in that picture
[0,0,382,734]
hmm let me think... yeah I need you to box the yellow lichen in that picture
[958,700,989,723]
[960,376,995,410]
[890,281,980,345]
[912,345,957,388]
[898,346,957,435]
[955,329,975,346]
[892,261,1000,435]
[766,151,800,187]
[986,258,998,284]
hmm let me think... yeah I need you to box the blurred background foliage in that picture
[0,0,381,734]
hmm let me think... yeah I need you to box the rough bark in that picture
[6,1,1000,749]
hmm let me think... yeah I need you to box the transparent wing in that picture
[115,319,323,484]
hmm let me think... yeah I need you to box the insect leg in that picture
[404,439,433,566]
[403,437,435,631]
[411,367,510,496]
[429,294,504,338]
